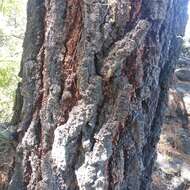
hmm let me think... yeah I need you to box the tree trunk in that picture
[8,0,188,189]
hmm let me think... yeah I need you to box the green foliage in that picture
[0,0,21,16]
[0,60,20,121]
[0,0,26,122]
[0,65,14,87]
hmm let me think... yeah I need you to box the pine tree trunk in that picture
[8,0,188,189]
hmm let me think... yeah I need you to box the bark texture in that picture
[8,0,188,190]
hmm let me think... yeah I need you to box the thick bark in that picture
[8,0,188,190]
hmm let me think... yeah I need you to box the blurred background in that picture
[0,0,26,122]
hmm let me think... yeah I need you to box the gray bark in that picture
[7,0,188,190]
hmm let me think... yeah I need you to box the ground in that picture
[152,56,190,190]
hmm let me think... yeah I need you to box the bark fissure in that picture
[59,0,83,125]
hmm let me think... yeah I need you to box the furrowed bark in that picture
[8,0,188,190]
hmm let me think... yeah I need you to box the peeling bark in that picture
[7,0,188,190]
